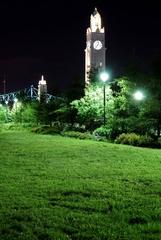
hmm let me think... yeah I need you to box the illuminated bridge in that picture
[0,85,57,104]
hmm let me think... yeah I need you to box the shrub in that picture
[62,131,92,140]
[139,135,160,148]
[115,133,140,146]
[93,126,112,141]
[52,121,69,130]
[71,123,86,133]
[115,133,160,148]
[0,105,8,123]
[1,123,34,131]
[31,125,61,135]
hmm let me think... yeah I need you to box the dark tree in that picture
[87,67,100,85]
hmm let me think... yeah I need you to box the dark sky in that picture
[0,0,161,94]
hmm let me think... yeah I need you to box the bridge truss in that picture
[0,85,57,104]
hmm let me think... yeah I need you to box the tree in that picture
[87,67,100,85]
[109,77,146,138]
[139,97,161,139]
[71,83,113,130]
[21,103,38,124]
[72,76,148,137]
[64,75,84,102]
[11,102,38,124]
[0,105,9,123]
[138,56,161,139]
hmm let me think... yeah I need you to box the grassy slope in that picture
[1,131,161,239]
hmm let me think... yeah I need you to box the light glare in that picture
[100,72,109,82]
[134,91,144,101]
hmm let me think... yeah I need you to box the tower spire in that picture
[90,8,103,32]
[93,7,98,15]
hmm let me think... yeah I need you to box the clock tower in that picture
[85,8,106,84]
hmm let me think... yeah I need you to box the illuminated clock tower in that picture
[85,8,106,84]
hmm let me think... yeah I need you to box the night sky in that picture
[0,0,161,94]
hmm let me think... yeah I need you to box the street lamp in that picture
[133,90,144,101]
[100,71,110,126]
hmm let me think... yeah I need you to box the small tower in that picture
[38,75,47,102]
[85,8,106,84]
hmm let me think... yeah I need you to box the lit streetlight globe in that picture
[134,91,144,101]
[100,72,109,82]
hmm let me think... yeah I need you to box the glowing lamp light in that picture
[100,72,109,83]
[133,91,144,101]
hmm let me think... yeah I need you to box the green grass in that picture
[1,131,161,239]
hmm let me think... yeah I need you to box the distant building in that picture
[85,8,106,84]
[38,75,47,102]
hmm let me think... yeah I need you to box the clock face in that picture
[93,40,102,50]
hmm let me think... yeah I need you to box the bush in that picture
[71,123,86,132]
[0,123,35,131]
[93,126,112,141]
[0,105,8,123]
[51,121,70,131]
[115,133,140,146]
[31,125,61,135]
[115,133,160,148]
[62,131,92,140]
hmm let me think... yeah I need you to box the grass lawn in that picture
[1,131,161,239]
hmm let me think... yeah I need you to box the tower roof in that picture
[39,75,46,85]
[90,8,102,32]
[93,7,98,16]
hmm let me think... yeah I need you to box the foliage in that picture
[72,76,147,136]
[0,123,35,131]
[70,122,86,132]
[115,133,160,148]
[93,126,111,140]
[0,105,9,123]
[115,133,141,146]
[31,122,87,136]
[107,77,148,138]
[20,103,37,123]
[111,77,138,117]
[16,90,30,103]
[139,87,161,138]
[31,121,73,135]
[54,104,77,124]
[10,99,71,126]
[64,75,84,101]
[31,125,62,135]
[2,63,161,141]
[87,67,100,84]
[11,102,38,124]
[71,83,113,130]
[48,97,77,125]
[62,130,92,139]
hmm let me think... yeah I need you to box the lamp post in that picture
[100,72,110,126]
[133,90,144,101]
